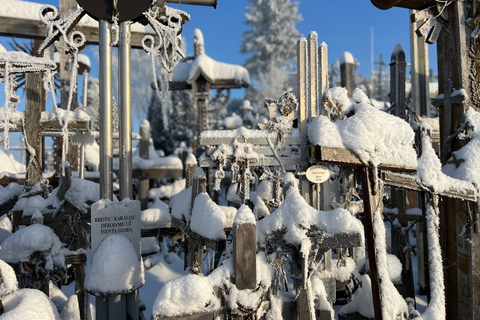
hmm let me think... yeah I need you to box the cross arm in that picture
[370,0,454,10]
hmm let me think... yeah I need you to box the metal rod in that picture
[80,70,89,180]
[79,144,85,179]
[119,21,133,200]
[166,0,217,7]
[99,19,113,200]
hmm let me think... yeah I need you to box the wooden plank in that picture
[25,72,43,187]
[410,9,430,117]
[155,310,221,320]
[0,16,153,49]
[360,166,383,320]
[198,155,301,168]
[315,146,416,172]
[199,135,301,146]
[141,227,180,238]
[119,168,184,180]
[296,288,313,320]
[233,224,256,290]
[382,170,477,201]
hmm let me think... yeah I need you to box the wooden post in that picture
[233,222,256,290]
[360,166,382,320]
[436,2,480,319]
[139,121,150,210]
[318,42,330,212]
[409,9,430,117]
[340,52,354,97]
[390,44,407,120]
[194,75,211,134]
[185,170,206,273]
[308,33,319,119]
[297,38,310,206]
[59,0,79,171]
[185,153,198,189]
[25,72,43,188]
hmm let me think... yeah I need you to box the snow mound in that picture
[234,204,256,227]
[153,253,274,318]
[2,288,61,320]
[308,88,417,168]
[191,193,231,240]
[257,174,364,254]
[0,224,67,269]
[142,200,171,229]
[0,259,17,298]
[442,108,480,189]
[85,234,144,295]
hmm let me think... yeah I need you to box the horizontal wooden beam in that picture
[0,16,152,49]
[382,171,477,202]
[0,119,91,133]
[200,135,301,146]
[128,168,183,180]
[198,155,301,168]
[314,145,416,172]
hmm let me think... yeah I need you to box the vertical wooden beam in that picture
[390,44,407,120]
[233,223,256,290]
[318,43,329,107]
[436,2,480,319]
[138,121,149,210]
[297,38,310,205]
[340,52,354,97]
[59,0,80,171]
[25,72,43,188]
[360,166,382,320]
[308,33,319,120]
[409,9,430,117]
[194,75,211,134]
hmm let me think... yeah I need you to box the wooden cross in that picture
[431,79,468,163]
[446,151,465,168]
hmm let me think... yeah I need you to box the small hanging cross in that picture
[446,151,465,168]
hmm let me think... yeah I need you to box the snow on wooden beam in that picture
[314,145,417,172]
[382,170,477,202]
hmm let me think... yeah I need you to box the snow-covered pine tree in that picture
[148,90,171,154]
[169,89,195,153]
[241,0,301,114]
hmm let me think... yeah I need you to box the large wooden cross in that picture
[371,0,480,318]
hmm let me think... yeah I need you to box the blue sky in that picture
[3,0,438,79]
[0,0,438,124]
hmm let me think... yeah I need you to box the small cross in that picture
[432,79,467,109]
[410,4,450,44]
[447,151,465,168]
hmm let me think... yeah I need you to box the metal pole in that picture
[99,20,113,201]
[97,19,114,320]
[119,21,139,320]
[79,70,89,179]
[119,21,133,200]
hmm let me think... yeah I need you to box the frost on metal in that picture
[0,44,56,149]
[142,3,189,129]
[37,5,88,175]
